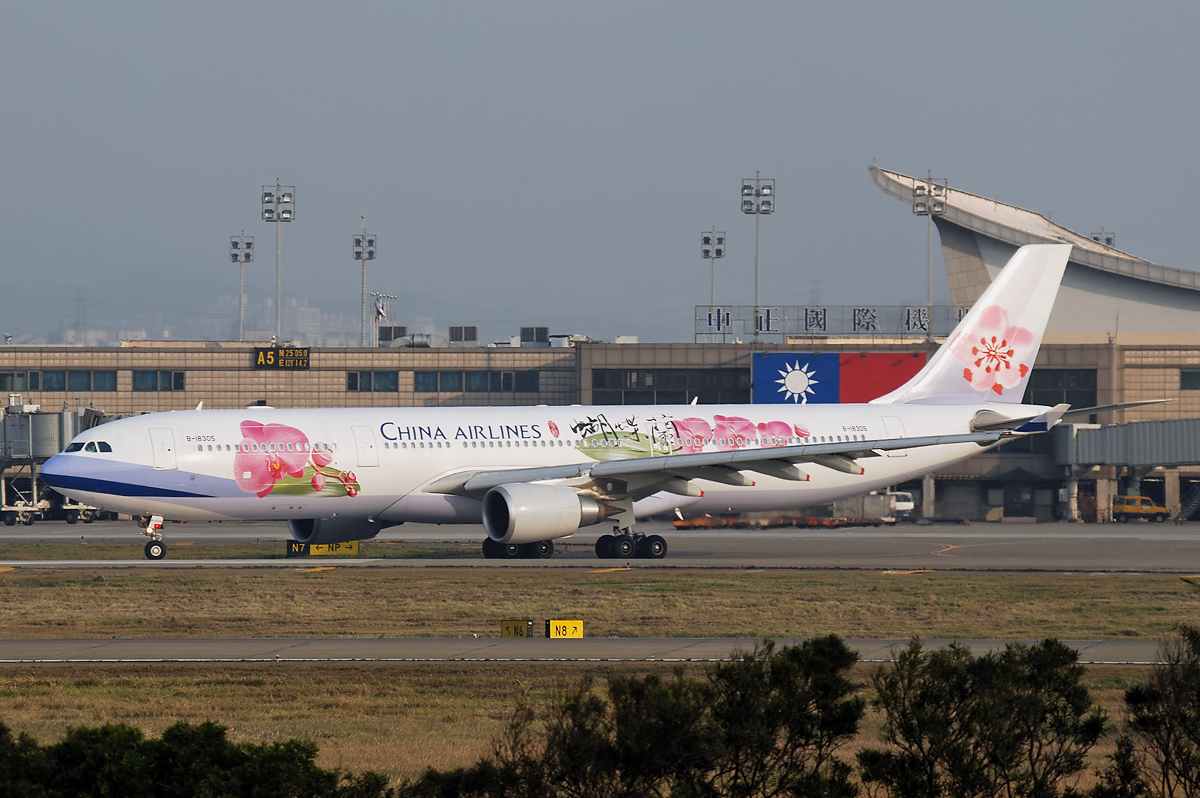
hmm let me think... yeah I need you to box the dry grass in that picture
[0,662,1149,784]
[0,569,1194,640]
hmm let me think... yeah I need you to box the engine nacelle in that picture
[288,517,390,545]
[482,483,614,544]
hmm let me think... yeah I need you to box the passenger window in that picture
[84,442,97,452]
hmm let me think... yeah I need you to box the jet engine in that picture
[482,483,616,544]
[288,517,392,545]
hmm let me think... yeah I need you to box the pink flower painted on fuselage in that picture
[235,421,311,497]
[757,420,794,447]
[712,415,757,450]
[950,305,1035,397]
[670,418,713,453]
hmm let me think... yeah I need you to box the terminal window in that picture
[346,371,399,392]
[412,370,537,393]
[591,368,750,405]
[133,371,186,392]
[0,372,30,391]
[1023,368,1096,408]
[1182,369,1200,390]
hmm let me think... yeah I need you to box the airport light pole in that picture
[229,233,254,342]
[701,229,726,306]
[261,182,295,342]
[912,172,946,343]
[741,173,774,343]
[353,218,378,347]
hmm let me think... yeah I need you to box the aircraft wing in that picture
[424,430,1010,497]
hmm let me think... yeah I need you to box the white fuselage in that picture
[42,401,1028,526]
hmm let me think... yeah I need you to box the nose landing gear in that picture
[139,515,166,560]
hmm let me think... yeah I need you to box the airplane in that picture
[43,244,1097,561]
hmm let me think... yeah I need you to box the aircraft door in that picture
[351,425,378,467]
[880,416,907,457]
[149,428,177,470]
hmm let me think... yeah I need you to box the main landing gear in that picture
[481,538,555,559]
[595,529,667,560]
[138,515,166,560]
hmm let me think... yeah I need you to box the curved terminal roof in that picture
[870,164,1200,293]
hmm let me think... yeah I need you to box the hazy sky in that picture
[2,3,1197,344]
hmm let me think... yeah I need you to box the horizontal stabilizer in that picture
[1060,399,1172,421]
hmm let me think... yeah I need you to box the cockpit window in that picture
[65,442,84,452]
[98,441,112,452]
[84,442,98,452]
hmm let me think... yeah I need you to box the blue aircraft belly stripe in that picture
[44,473,212,498]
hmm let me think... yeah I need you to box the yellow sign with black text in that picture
[253,347,311,370]
[545,620,584,639]
[501,620,534,638]
[286,541,359,557]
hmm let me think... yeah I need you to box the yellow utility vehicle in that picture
[1112,495,1168,523]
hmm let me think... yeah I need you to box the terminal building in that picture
[4,165,1200,524]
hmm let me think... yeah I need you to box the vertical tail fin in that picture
[872,244,1071,405]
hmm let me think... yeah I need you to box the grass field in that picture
[0,560,1193,784]
[0,662,1150,783]
[0,567,1194,640]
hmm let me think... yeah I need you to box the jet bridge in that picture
[0,394,101,525]
[1055,419,1200,522]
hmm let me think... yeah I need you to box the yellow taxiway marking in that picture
[882,569,936,575]
[591,567,632,574]
[299,566,336,573]
[934,544,959,555]
[0,567,14,574]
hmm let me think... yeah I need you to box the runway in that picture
[2,519,1200,571]
[0,637,1165,665]
[0,520,1186,668]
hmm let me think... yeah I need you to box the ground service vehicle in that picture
[1112,495,1168,523]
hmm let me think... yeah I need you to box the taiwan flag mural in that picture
[752,352,926,404]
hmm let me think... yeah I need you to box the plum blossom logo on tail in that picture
[950,305,1035,397]
[234,420,360,498]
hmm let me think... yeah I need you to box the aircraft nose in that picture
[40,453,76,491]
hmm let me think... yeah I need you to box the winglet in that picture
[872,244,1071,405]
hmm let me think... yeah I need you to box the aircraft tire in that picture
[643,535,667,559]
[595,534,615,559]
[144,541,166,560]
[523,540,553,559]
[22,515,33,526]
[65,512,78,525]
[3,513,15,527]
[613,535,635,559]
[481,538,499,559]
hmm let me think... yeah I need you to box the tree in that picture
[398,636,865,798]
[1099,625,1200,798]
[0,720,51,798]
[859,639,1104,798]
[0,719,395,797]
[704,636,863,798]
